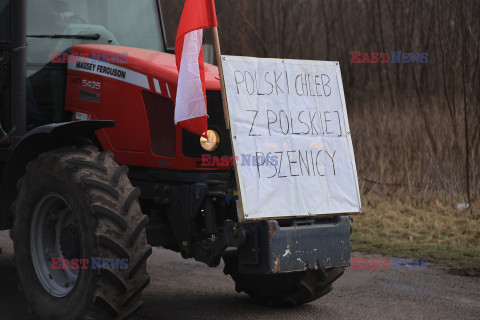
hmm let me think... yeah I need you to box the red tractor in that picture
[0,1,351,319]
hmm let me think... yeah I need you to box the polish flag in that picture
[175,0,218,138]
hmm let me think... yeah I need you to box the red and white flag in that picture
[175,0,218,138]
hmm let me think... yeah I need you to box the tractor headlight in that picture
[200,129,220,152]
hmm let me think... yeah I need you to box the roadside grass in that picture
[350,195,480,270]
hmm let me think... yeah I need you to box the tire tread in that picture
[13,145,150,320]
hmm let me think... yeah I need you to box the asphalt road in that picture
[0,230,478,320]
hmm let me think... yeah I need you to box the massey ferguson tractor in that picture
[0,0,351,319]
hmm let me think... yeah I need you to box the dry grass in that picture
[351,193,480,269]
[348,98,479,269]
[349,97,479,202]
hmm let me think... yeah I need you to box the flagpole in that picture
[212,27,231,130]
[212,25,246,221]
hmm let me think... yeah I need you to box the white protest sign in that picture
[221,56,361,220]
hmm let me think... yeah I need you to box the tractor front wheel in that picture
[12,146,151,319]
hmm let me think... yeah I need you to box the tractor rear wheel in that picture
[223,251,345,306]
[12,146,151,319]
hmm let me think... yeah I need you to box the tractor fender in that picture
[0,120,115,230]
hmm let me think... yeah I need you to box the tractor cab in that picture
[2,0,166,137]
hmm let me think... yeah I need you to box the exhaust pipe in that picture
[10,0,27,146]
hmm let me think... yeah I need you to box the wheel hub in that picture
[30,193,81,297]
[60,224,80,260]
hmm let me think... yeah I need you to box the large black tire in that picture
[223,251,345,306]
[12,146,152,320]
